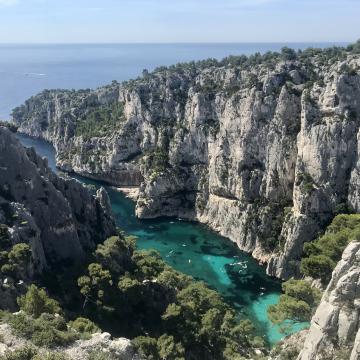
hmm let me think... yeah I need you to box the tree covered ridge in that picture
[12,40,360,143]
[77,234,265,359]
[146,40,360,76]
[0,227,266,360]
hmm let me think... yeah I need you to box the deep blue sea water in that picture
[8,43,343,345]
[0,42,347,119]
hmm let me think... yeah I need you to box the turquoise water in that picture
[16,134,309,345]
[108,189,287,345]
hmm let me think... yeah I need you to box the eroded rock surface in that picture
[296,241,360,360]
[13,51,360,278]
[272,242,359,360]
[0,126,116,308]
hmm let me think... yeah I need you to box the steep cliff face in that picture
[13,48,360,279]
[0,126,116,274]
[272,241,359,360]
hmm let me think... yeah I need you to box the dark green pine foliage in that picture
[77,233,263,360]
[75,102,125,140]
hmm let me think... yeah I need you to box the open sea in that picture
[0,42,347,119]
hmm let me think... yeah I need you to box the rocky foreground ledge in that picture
[0,323,141,360]
[12,44,360,281]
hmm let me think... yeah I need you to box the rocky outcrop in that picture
[13,47,360,279]
[0,323,141,360]
[0,126,116,275]
[65,332,141,360]
[296,241,360,360]
[273,241,360,360]
[269,330,308,360]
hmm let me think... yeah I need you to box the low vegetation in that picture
[269,213,360,327]
[142,147,170,181]
[0,346,69,360]
[301,214,360,284]
[0,285,99,352]
[0,224,31,282]
[268,280,321,324]
[75,102,125,140]
[0,227,264,359]
[77,234,264,359]
[296,172,315,195]
[150,40,360,77]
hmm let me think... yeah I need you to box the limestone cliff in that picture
[271,241,360,360]
[0,126,116,308]
[12,46,360,279]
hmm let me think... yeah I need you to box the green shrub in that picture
[0,224,10,248]
[132,250,166,280]
[157,269,192,290]
[133,336,159,360]
[75,102,125,140]
[8,313,79,348]
[268,295,311,323]
[117,277,142,303]
[77,263,114,314]
[18,285,61,318]
[1,243,31,279]
[281,47,297,61]
[157,334,185,360]
[143,148,170,179]
[0,347,37,360]
[95,235,133,276]
[0,347,69,360]
[300,255,336,284]
[268,280,321,324]
[301,214,360,284]
[282,279,322,305]
[69,317,100,334]
[296,172,315,194]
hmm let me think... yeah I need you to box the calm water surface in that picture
[17,133,308,345]
[0,42,347,119]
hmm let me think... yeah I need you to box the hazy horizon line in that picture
[0,41,352,46]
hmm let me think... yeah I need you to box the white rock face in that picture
[64,332,142,360]
[13,53,360,279]
[296,241,360,360]
[0,127,117,309]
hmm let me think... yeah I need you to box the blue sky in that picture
[0,0,358,43]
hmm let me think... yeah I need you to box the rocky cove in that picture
[16,133,307,346]
[8,42,360,359]
[0,128,357,359]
